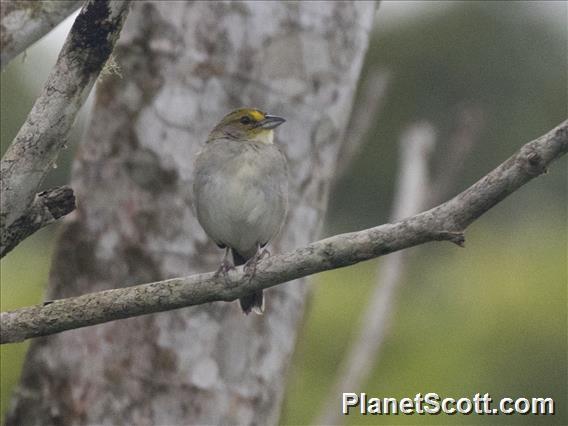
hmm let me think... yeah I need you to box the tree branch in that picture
[0,0,83,69]
[1,120,566,344]
[316,122,437,425]
[317,111,485,424]
[0,0,130,255]
[0,186,75,258]
[429,104,485,206]
[335,68,390,178]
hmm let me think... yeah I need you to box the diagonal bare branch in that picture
[0,0,83,69]
[1,120,566,345]
[317,108,486,424]
[335,68,390,178]
[429,104,485,206]
[0,0,130,256]
[316,122,437,425]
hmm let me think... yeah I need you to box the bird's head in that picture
[208,108,286,144]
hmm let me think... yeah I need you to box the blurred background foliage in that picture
[1,1,566,424]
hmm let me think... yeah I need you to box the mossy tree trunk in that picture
[6,2,375,424]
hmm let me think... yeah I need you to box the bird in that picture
[193,108,288,314]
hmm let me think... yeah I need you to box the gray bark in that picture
[6,1,375,425]
[1,120,566,347]
[0,0,83,69]
[0,0,130,256]
[0,186,75,258]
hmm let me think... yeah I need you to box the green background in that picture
[1,1,566,424]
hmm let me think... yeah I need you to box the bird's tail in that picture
[233,250,264,315]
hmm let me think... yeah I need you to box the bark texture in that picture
[0,186,75,258]
[6,2,375,425]
[0,0,82,69]
[0,0,130,255]
[2,119,566,346]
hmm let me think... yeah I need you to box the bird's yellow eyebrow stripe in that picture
[249,110,265,121]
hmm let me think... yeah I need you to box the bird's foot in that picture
[243,258,258,280]
[243,247,272,279]
[242,250,262,279]
[258,247,271,260]
[214,259,235,281]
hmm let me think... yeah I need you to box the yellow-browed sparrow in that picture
[193,108,288,314]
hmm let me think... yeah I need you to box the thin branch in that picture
[429,104,485,206]
[0,0,83,69]
[1,120,566,345]
[390,123,436,220]
[317,108,485,424]
[335,68,390,178]
[316,122,436,425]
[0,0,130,255]
[0,186,75,258]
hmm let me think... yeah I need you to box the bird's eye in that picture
[240,116,252,125]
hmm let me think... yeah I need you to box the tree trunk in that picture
[6,2,375,425]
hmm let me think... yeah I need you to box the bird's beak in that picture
[258,115,286,129]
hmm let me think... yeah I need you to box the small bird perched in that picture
[193,108,288,314]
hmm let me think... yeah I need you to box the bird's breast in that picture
[194,141,287,256]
